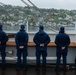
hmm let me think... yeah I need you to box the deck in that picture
[0,65,76,75]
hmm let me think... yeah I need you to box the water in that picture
[3,25,75,33]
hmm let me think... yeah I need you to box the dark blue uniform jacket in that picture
[55,28,70,55]
[33,30,50,51]
[15,30,28,55]
[0,29,8,50]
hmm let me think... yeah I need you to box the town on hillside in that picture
[0,5,76,32]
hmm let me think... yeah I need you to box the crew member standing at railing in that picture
[33,25,50,71]
[15,24,28,71]
[55,26,70,71]
[0,23,8,70]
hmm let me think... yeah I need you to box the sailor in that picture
[33,25,50,70]
[55,26,70,71]
[0,23,8,70]
[15,24,28,71]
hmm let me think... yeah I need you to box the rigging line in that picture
[0,2,6,6]
[21,0,30,7]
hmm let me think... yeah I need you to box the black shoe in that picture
[55,67,60,71]
[63,67,67,71]
[16,67,20,71]
[1,67,6,70]
[75,68,76,71]
[42,67,46,71]
[23,67,28,71]
[35,67,40,71]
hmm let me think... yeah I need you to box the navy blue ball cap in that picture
[20,24,25,29]
[59,26,65,33]
[60,26,64,30]
[39,25,44,30]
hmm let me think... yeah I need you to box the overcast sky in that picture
[0,0,76,10]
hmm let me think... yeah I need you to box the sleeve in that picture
[1,32,8,44]
[44,34,50,46]
[33,33,40,45]
[65,35,70,47]
[15,33,20,47]
[24,33,28,46]
[55,35,62,47]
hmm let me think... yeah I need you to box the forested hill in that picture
[0,5,76,26]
